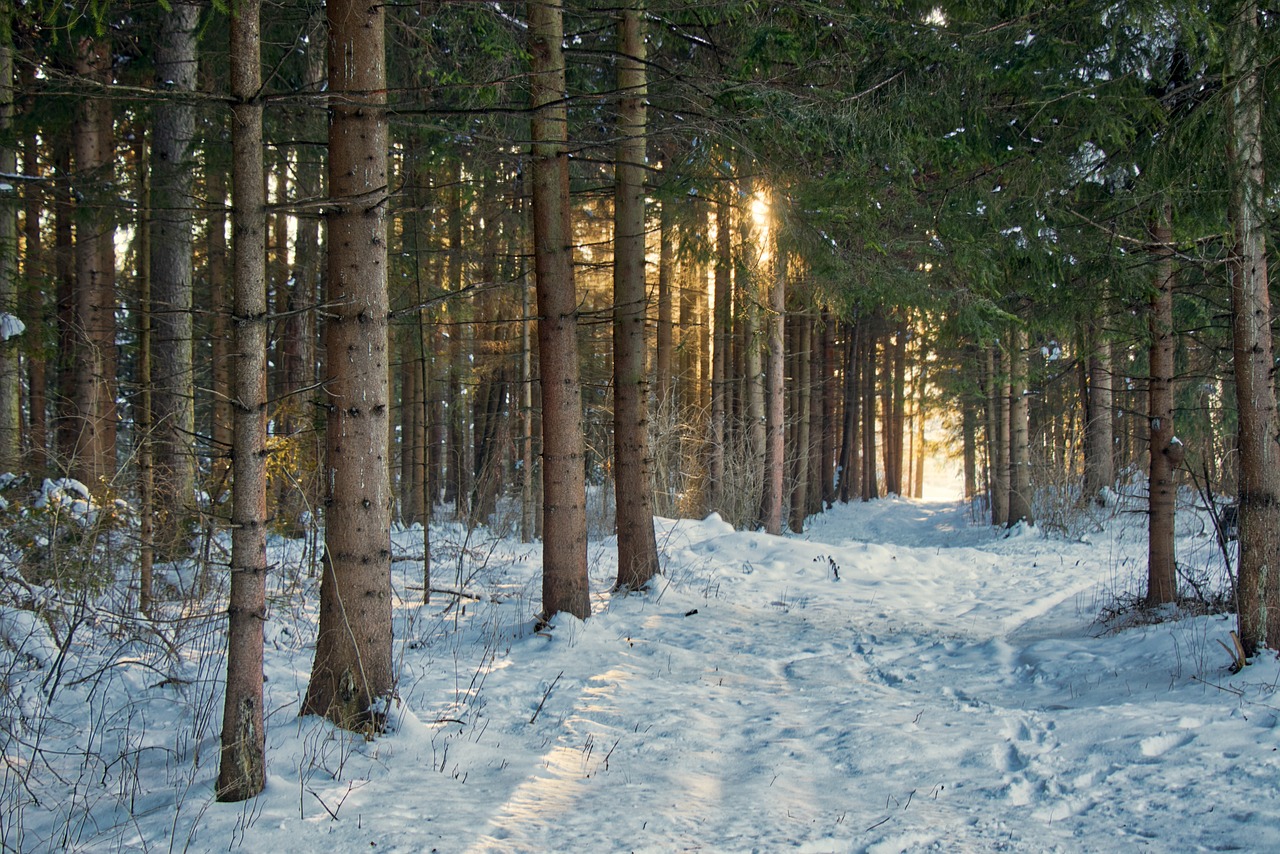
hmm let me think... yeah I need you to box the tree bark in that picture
[889,318,907,495]
[789,312,812,532]
[206,143,232,504]
[758,246,785,534]
[655,199,674,409]
[1227,0,1280,654]
[21,132,45,471]
[304,0,395,727]
[1084,327,1114,505]
[806,312,824,518]
[530,0,589,620]
[445,160,471,518]
[150,0,201,557]
[990,346,1009,526]
[71,34,117,492]
[53,137,75,467]
[217,0,267,802]
[1007,331,1034,526]
[838,320,861,503]
[0,8,19,471]
[820,311,837,507]
[708,195,731,515]
[861,321,878,500]
[1147,202,1179,606]
[612,1,659,590]
[962,348,978,500]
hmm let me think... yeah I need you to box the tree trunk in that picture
[1147,202,1180,606]
[217,0,267,802]
[445,161,471,518]
[1007,331,1034,526]
[519,256,535,547]
[304,0,395,728]
[839,321,861,503]
[612,1,659,590]
[400,330,422,526]
[53,137,75,467]
[861,322,878,500]
[530,0,590,620]
[990,346,1009,526]
[806,314,824,518]
[913,361,926,498]
[789,313,812,532]
[890,319,907,495]
[0,10,19,471]
[758,246,785,534]
[71,34,116,492]
[962,348,977,500]
[1084,327,1114,505]
[150,0,201,557]
[1227,0,1280,654]
[21,134,46,471]
[136,135,154,614]
[820,311,837,507]
[206,151,232,504]
[708,195,731,515]
[655,199,674,409]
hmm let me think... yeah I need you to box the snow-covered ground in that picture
[4,492,1278,853]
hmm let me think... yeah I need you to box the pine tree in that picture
[304,0,396,727]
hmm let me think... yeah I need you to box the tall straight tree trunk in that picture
[789,313,812,532]
[677,207,698,416]
[0,8,19,471]
[530,0,590,620]
[1227,0,1280,654]
[217,0,267,802]
[470,173,505,525]
[962,347,978,500]
[400,331,422,526]
[22,138,46,471]
[889,319,907,495]
[1147,202,1180,605]
[1007,331,1034,526]
[913,362,926,498]
[806,314,824,517]
[708,195,731,514]
[304,0,395,727]
[1084,327,1115,505]
[838,321,860,502]
[879,325,894,494]
[861,323,878,500]
[820,311,837,507]
[53,138,75,466]
[520,261,535,543]
[207,161,232,501]
[990,346,1009,526]
[612,1,659,590]
[150,0,201,557]
[71,35,116,492]
[655,200,674,409]
[739,182,765,510]
[445,161,470,517]
[136,137,154,613]
[758,247,786,534]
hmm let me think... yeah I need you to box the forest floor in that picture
[4,488,1280,852]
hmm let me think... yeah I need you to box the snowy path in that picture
[166,499,1280,852]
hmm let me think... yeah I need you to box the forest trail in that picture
[170,497,1276,854]
[462,500,1127,852]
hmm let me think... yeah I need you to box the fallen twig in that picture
[529,671,563,724]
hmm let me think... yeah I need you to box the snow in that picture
[0,314,24,342]
[3,494,1278,852]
